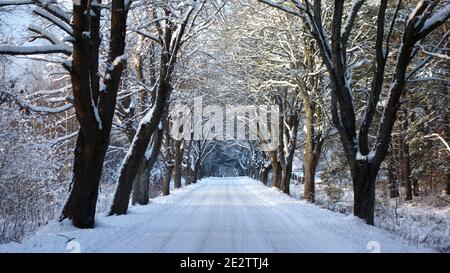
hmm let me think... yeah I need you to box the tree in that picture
[260,0,450,224]
[0,0,131,228]
[109,0,222,215]
[61,0,130,228]
[295,37,328,202]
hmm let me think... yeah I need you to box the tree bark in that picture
[259,162,271,185]
[445,95,450,196]
[410,110,419,197]
[162,122,173,195]
[387,154,399,198]
[132,160,150,205]
[61,131,107,228]
[192,160,200,184]
[303,103,316,202]
[162,164,173,196]
[281,159,292,194]
[173,139,183,189]
[184,164,192,185]
[281,125,299,194]
[402,108,413,201]
[132,125,163,205]
[353,161,377,225]
[303,157,318,202]
[446,173,450,195]
[268,151,281,189]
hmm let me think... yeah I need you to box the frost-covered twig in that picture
[49,131,78,147]
[0,90,73,114]
[423,133,450,153]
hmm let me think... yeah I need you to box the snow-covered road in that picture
[0,177,431,252]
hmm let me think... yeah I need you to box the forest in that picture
[0,0,449,253]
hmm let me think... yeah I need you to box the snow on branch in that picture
[134,29,161,44]
[49,131,78,147]
[423,133,450,153]
[419,44,450,60]
[0,90,73,114]
[258,0,301,17]
[136,16,169,30]
[33,7,72,36]
[36,0,72,24]
[0,0,72,24]
[25,86,71,99]
[419,4,450,38]
[0,0,33,7]
[407,77,450,83]
[341,0,366,49]
[0,44,72,55]
[28,24,59,44]
[407,29,450,80]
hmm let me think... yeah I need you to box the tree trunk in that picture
[259,163,271,185]
[403,154,413,201]
[272,162,282,189]
[129,34,151,207]
[173,139,182,189]
[402,108,413,201]
[387,155,399,198]
[61,131,107,228]
[192,160,200,184]
[281,137,298,195]
[253,166,259,179]
[132,160,150,205]
[281,160,292,194]
[410,111,419,197]
[184,139,192,185]
[109,15,184,215]
[132,126,163,205]
[303,105,316,202]
[184,166,192,185]
[162,120,173,195]
[280,112,299,195]
[446,173,450,195]
[269,151,281,189]
[303,156,318,203]
[412,178,419,197]
[447,87,450,195]
[109,80,171,215]
[352,161,377,225]
[162,164,173,196]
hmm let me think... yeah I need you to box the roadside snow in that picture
[0,177,433,253]
[290,180,449,252]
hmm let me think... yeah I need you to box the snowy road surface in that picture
[0,177,430,253]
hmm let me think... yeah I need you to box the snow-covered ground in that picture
[290,180,450,252]
[0,177,433,253]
